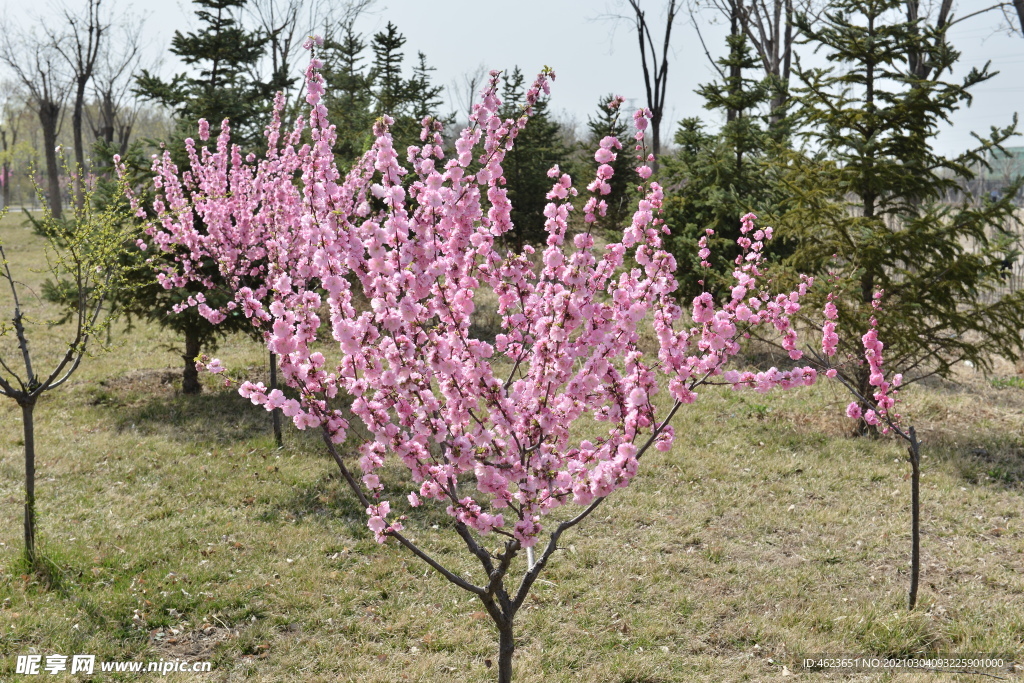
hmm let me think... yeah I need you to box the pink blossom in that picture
[138,55,832,586]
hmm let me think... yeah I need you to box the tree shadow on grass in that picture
[931,433,1024,490]
[109,388,303,448]
[260,470,367,527]
[266,464,454,532]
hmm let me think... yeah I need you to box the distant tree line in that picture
[3,0,1024,403]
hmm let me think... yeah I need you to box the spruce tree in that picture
[498,67,571,250]
[322,22,446,167]
[321,21,375,164]
[130,0,286,394]
[370,23,447,157]
[661,33,783,302]
[135,0,289,149]
[409,52,445,122]
[584,93,633,236]
[780,0,1024,406]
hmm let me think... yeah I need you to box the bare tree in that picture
[0,30,72,220]
[690,0,822,125]
[48,0,110,208]
[904,2,1009,77]
[449,64,487,125]
[246,0,376,107]
[1012,0,1024,32]
[0,82,25,209]
[623,0,681,170]
[989,0,1024,34]
[89,20,144,158]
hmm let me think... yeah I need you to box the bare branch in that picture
[318,427,486,596]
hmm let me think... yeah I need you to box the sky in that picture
[3,0,1023,157]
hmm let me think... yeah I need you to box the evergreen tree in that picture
[409,52,445,122]
[370,23,447,157]
[135,0,289,150]
[130,0,286,393]
[321,21,375,164]
[371,22,406,119]
[322,22,446,167]
[780,0,1024,407]
[498,67,571,250]
[661,33,784,302]
[584,93,633,236]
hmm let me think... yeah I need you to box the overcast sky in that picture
[4,0,1023,157]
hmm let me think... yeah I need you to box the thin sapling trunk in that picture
[270,351,282,447]
[908,425,921,610]
[21,399,37,565]
[182,326,202,395]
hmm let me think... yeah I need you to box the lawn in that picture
[1,213,1022,681]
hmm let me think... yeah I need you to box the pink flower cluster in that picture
[818,288,904,434]
[847,291,903,432]
[140,48,824,548]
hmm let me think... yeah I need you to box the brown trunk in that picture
[727,5,741,123]
[769,0,794,128]
[21,399,37,565]
[39,102,63,220]
[496,621,514,683]
[651,111,662,174]
[99,92,115,145]
[1,159,9,209]
[182,327,203,395]
[270,351,282,448]
[72,81,87,209]
[1,128,10,209]
[908,427,921,609]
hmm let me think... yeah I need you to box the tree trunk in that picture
[72,82,87,210]
[651,111,662,174]
[21,399,37,565]
[99,93,115,145]
[71,76,88,208]
[1,128,10,209]
[497,621,514,683]
[769,0,794,129]
[270,351,282,448]
[727,5,741,123]
[182,327,203,395]
[39,103,63,220]
[908,427,921,610]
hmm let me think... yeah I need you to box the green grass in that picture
[991,376,1024,390]
[2,215,1023,681]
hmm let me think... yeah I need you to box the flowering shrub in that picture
[139,44,846,681]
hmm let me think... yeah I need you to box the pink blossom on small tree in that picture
[122,84,331,443]
[814,288,923,609]
[152,49,833,682]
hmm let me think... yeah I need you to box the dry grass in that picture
[1,215,1022,681]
